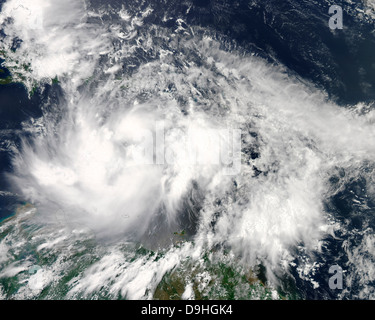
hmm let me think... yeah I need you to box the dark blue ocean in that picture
[0,0,375,300]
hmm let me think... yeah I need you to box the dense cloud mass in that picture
[0,0,375,299]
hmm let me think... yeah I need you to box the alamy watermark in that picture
[126,121,242,175]
[12,5,44,30]
[329,264,343,289]
[329,5,343,30]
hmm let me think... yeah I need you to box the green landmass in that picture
[0,76,12,85]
